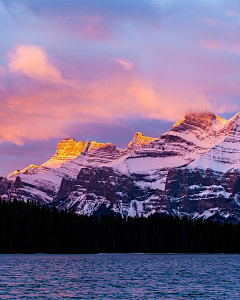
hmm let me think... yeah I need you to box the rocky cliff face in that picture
[2,112,240,223]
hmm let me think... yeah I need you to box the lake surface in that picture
[0,254,239,299]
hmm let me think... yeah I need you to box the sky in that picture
[1,0,240,175]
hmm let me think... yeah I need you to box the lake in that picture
[0,254,239,299]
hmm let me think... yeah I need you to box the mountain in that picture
[1,112,240,223]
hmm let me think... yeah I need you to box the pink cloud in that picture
[114,58,133,70]
[7,45,68,85]
[0,42,240,146]
[0,74,233,145]
[0,69,202,144]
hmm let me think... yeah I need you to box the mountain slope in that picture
[2,112,240,222]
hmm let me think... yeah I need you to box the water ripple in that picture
[0,254,239,299]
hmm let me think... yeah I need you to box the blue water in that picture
[0,254,239,299]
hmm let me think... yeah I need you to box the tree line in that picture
[0,198,240,253]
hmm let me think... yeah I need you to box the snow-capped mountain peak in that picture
[172,111,227,132]
[171,111,224,130]
[3,112,240,223]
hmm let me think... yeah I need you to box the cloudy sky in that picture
[1,0,240,175]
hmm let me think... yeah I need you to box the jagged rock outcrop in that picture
[48,137,84,163]
[2,112,240,223]
[0,177,13,198]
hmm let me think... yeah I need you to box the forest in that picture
[1,198,240,254]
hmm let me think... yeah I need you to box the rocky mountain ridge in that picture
[1,112,240,223]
